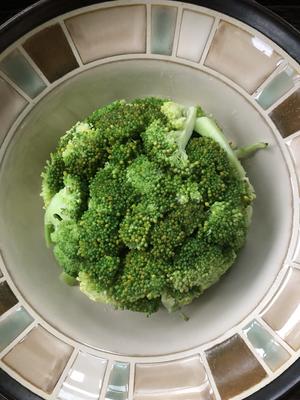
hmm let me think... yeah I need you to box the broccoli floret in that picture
[78,271,115,304]
[126,155,163,195]
[79,206,121,261]
[42,97,267,316]
[41,152,65,207]
[62,126,108,180]
[44,174,86,246]
[119,201,159,250]
[203,201,249,250]
[170,236,236,293]
[113,251,167,306]
[142,102,197,173]
[161,287,203,313]
[51,220,82,278]
[150,203,204,259]
[81,256,120,291]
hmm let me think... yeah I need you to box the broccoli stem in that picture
[179,311,190,322]
[194,116,246,179]
[235,142,268,159]
[60,272,78,286]
[173,106,197,153]
[181,106,197,149]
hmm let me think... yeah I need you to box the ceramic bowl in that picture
[0,1,300,399]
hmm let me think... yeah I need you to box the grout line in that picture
[239,330,273,376]
[198,16,220,65]
[171,4,183,57]
[199,350,221,400]
[59,20,83,67]
[0,321,37,359]
[50,347,78,400]
[99,359,113,400]
[17,45,50,86]
[265,84,299,114]
[0,303,20,323]
[146,3,151,54]
[256,316,295,356]
[252,61,287,98]
[0,276,5,284]
[0,70,32,103]
[284,130,300,144]
[291,261,300,269]
[128,361,135,400]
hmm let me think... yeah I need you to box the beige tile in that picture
[3,325,73,393]
[263,268,300,350]
[0,77,27,146]
[206,334,266,400]
[270,88,300,137]
[134,355,214,399]
[177,10,214,62]
[134,390,212,400]
[65,6,146,64]
[205,21,282,94]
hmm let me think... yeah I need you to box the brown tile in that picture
[205,21,282,94]
[206,334,266,400]
[65,5,146,64]
[270,89,300,137]
[0,282,18,316]
[23,24,79,83]
[0,77,28,146]
[3,325,73,393]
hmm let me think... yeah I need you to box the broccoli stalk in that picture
[235,142,268,159]
[194,116,246,178]
[162,102,197,165]
[194,116,268,176]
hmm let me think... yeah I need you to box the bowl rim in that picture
[0,1,299,400]
[0,0,299,62]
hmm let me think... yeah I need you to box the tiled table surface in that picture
[0,1,299,400]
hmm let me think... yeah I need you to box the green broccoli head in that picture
[42,97,267,315]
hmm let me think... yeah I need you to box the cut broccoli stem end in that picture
[235,142,268,159]
[60,272,78,286]
[194,116,246,179]
[179,311,190,322]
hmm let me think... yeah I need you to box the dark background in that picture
[0,1,299,399]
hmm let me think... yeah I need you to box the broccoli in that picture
[41,97,267,316]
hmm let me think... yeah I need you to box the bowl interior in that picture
[0,59,292,356]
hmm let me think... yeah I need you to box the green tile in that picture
[0,307,33,352]
[256,66,296,109]
[106,362,129,400]
[243,320,290,371]
[151,6,177,55]
[0,49,46,98]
